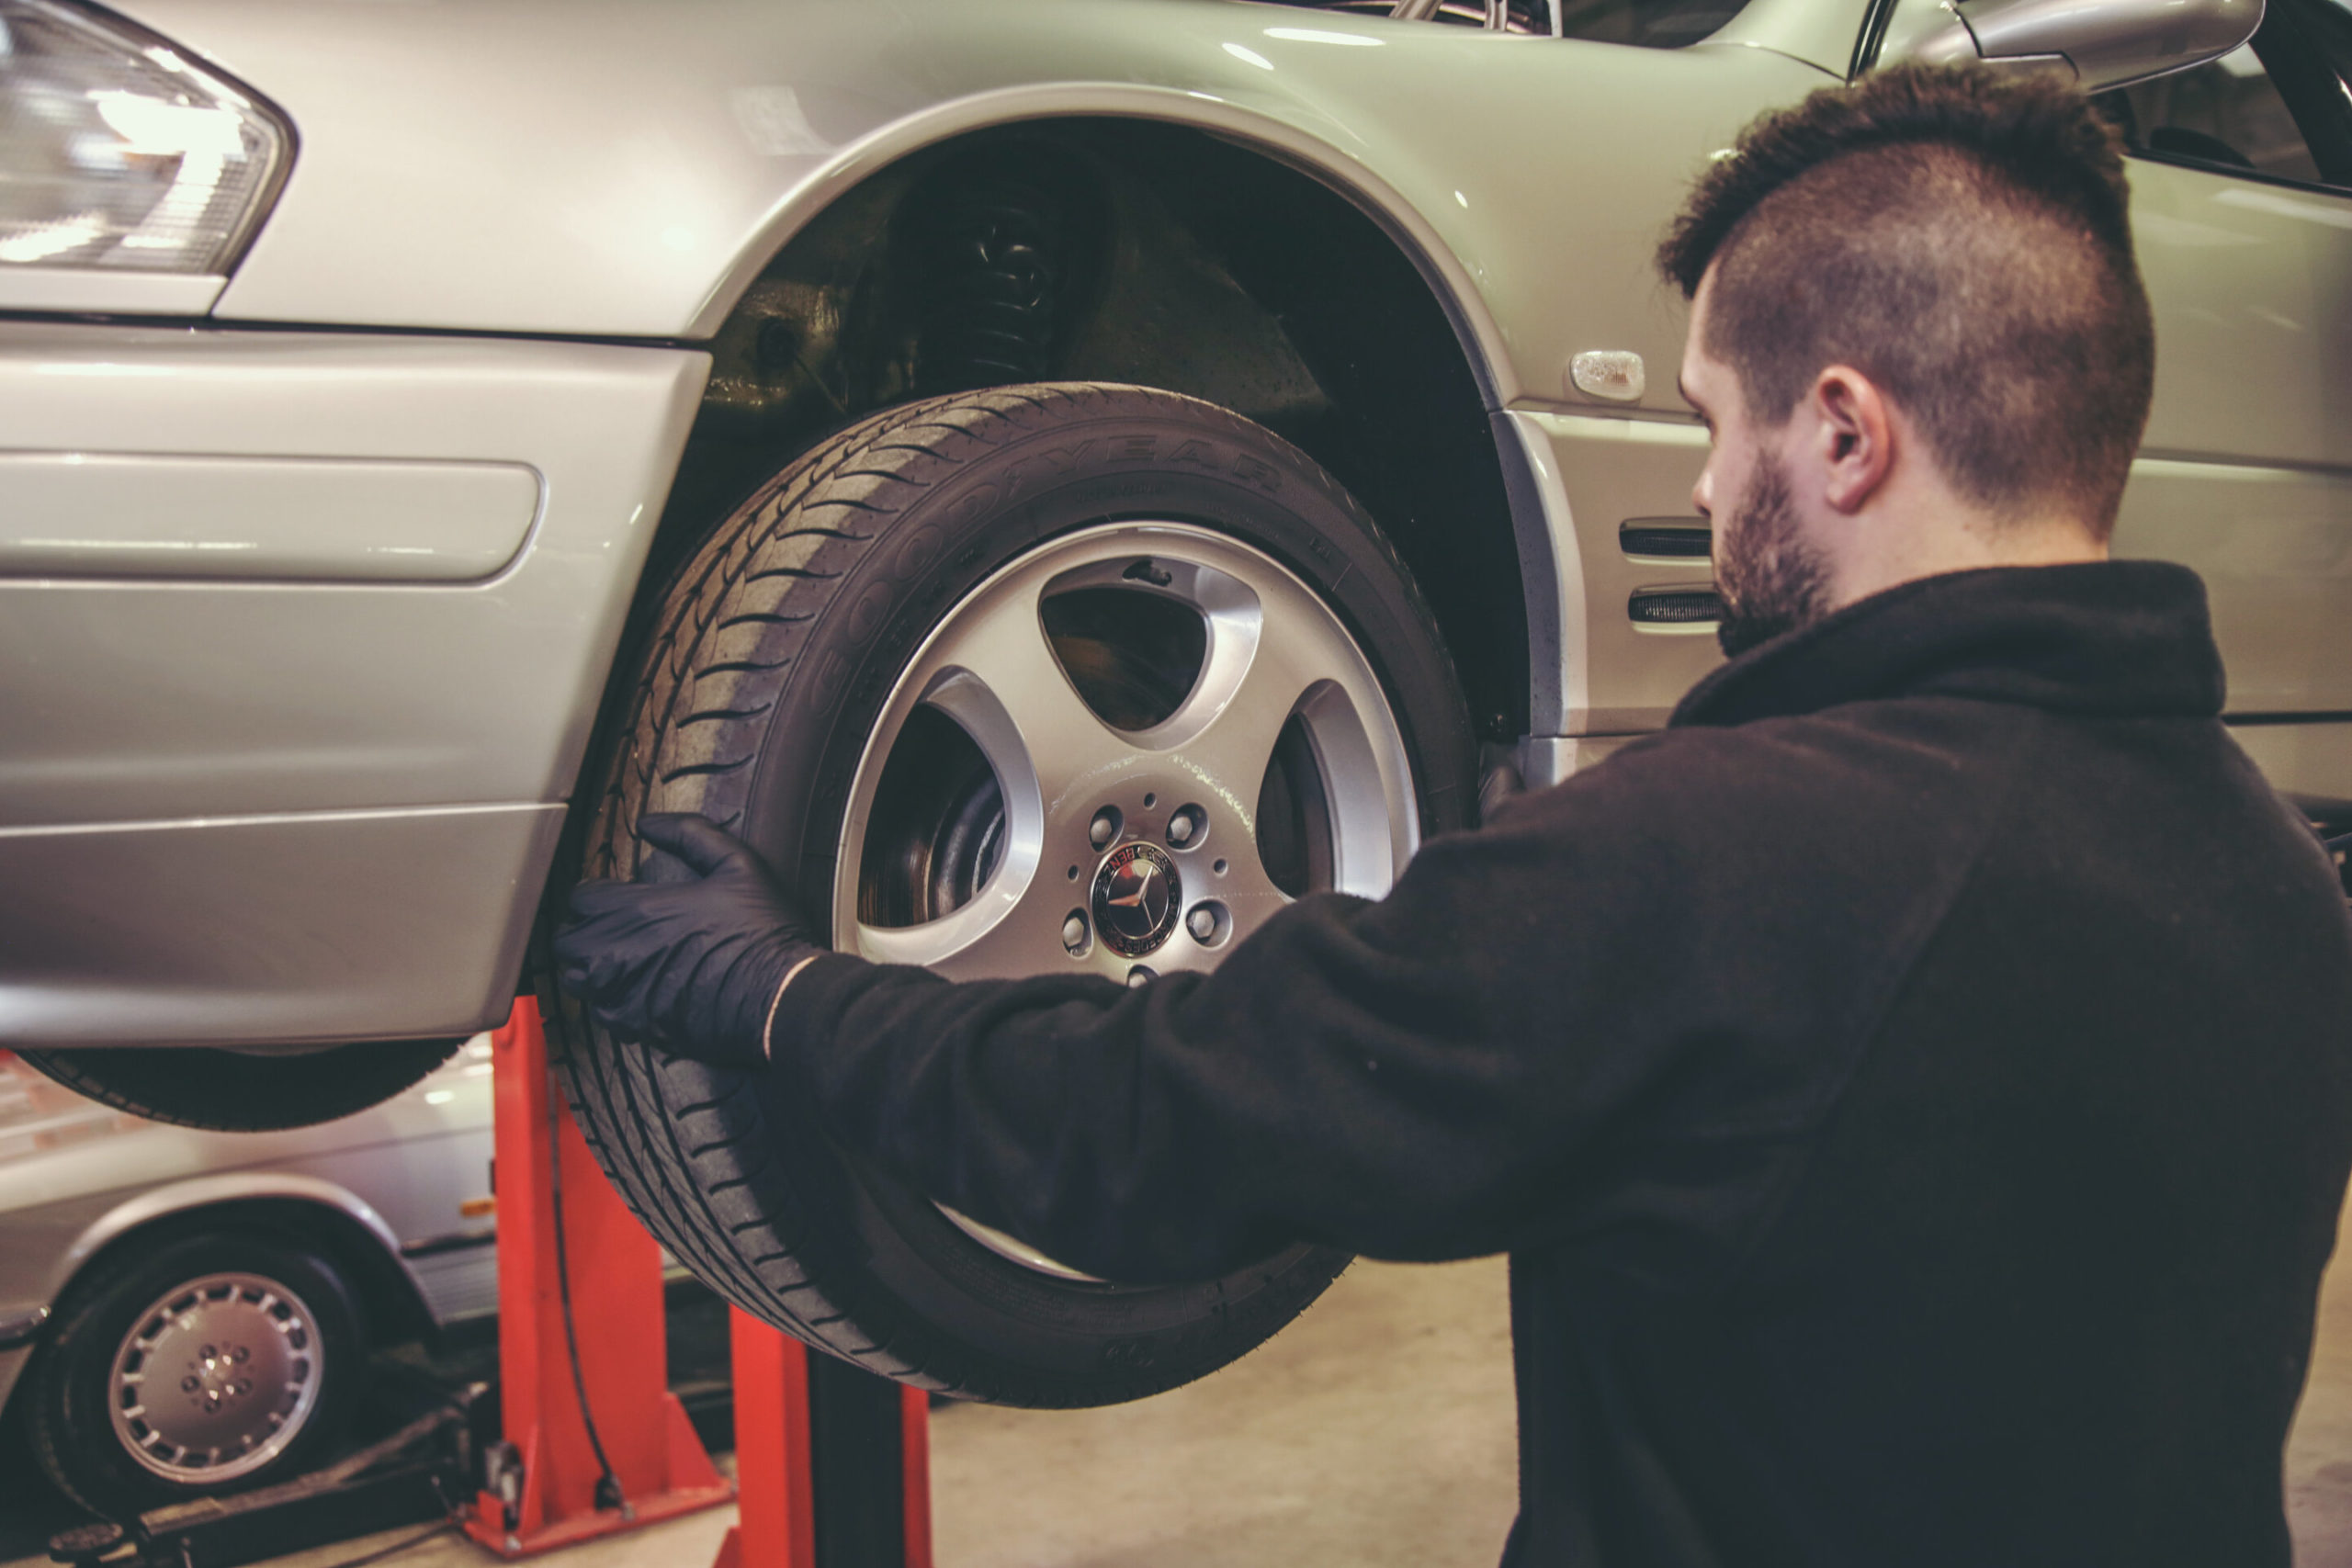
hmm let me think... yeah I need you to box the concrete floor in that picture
[17,1215,2352,1568]
[2290,1194,2352,1566]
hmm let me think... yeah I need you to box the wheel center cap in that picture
[1091,842,1182,958]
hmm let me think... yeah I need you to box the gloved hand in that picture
[553,813,822,1067]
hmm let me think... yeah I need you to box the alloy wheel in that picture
[835,521,1419,1276]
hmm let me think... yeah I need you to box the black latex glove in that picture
[553,813,821,1066]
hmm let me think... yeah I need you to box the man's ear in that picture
[1805,366,1895,515]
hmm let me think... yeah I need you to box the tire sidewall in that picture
[739,404,1473,897]
[573,386,1476,1404]
[16,1040,463,1133]
[31,1233,361,1517]
[753,395,1470,1393]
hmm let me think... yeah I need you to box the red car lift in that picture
[468,999,933,1568]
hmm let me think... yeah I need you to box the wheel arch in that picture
[39,1179,435,1358]
[648,88,1575,748]
[688,85,1520,402]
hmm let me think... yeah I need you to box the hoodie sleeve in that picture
[763,715,2013,1286]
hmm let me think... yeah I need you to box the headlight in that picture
[0,0,289,276]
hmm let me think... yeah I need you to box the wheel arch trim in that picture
[690,82,1580,736]
[689,82,1519,406]
[42,1174,433,1344]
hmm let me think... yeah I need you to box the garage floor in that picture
[13,1204,2352,1568]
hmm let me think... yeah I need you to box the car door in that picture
[1356,0,1869,742]
[2088,0,2352,801]
[1868,0,2352,795]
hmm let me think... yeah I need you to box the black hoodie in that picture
[769,561,2352,1566]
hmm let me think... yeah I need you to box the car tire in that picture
[551,382,1476,1407]
[27,1233,362,1519]
[14,1039,465,1133]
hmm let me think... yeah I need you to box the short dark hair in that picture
[1657,64,2154,537]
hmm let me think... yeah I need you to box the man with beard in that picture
[552,65,2352,1568]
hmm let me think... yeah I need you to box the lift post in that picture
[465,998,734,1556]
[469,997,934,1567]
[717,1314,934,1568]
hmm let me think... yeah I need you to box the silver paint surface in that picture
[0,325,703,1047]
[0,454,542,581]
[0,0,2335,1059]
[0,1041,498,1421]
[1900,0,2263,90]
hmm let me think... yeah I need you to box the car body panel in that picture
[1867,0,2352,731]
[74,0,1841,750]
[0,0,2344,1052]
[111,0,1844,417]
[0,324,705,1046]
[2230,720,2352,802]
[1517,410,1722,731]
[0,265,222,315]
[0,1043,497,1419]
[0,453,543,582]
[0,804,561,1045]
[0,325,706,827]
[2116,157,2352,717]
[1510,152,2352,734]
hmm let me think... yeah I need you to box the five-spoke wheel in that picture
[843,522,1417,984]
[558,383,1476,1407]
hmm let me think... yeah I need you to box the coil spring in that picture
[915,170,1070,396]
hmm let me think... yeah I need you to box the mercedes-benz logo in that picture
[1091,841,1182,958]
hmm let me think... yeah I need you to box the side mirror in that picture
[1897,0,2263,93]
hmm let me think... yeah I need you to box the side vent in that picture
[1629,587,1723,627]
[1619,519,1712,559]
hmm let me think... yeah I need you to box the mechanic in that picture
[553,65,2352,1567]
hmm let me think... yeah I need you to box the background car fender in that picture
[0,1170,427,1420]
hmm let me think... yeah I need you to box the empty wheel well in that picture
[639,118,1532,747]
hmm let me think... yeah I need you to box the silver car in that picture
[0,1043,494,1517]
[4,0,2346,1408]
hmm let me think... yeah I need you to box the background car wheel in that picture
[27,1234,360,1518]
[14,1039,465,1132]
[552,382,1476,1407]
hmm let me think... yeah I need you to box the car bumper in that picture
[0,321,710,1047]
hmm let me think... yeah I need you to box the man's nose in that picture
[1691,469,1713,519]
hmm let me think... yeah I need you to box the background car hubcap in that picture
[836,521,1419,1277]
[107,1271,325,1483]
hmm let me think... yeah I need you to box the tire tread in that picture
[552,383,1461,1403]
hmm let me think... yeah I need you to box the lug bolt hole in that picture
[1166,804,1207,849]
[1062,910,1092,956]
[1186,900,1231,949]
[1088,807,1122,851]
[1126,965,1157,987]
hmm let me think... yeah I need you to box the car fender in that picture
[68,1172,415,1300]
[102,0,1826,743]
[114,0,1831,410]
[688,80,1518,406]
[0,1172,416,1421]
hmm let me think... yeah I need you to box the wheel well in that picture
[641,118,1532,743]
[51,1198,433,1351]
